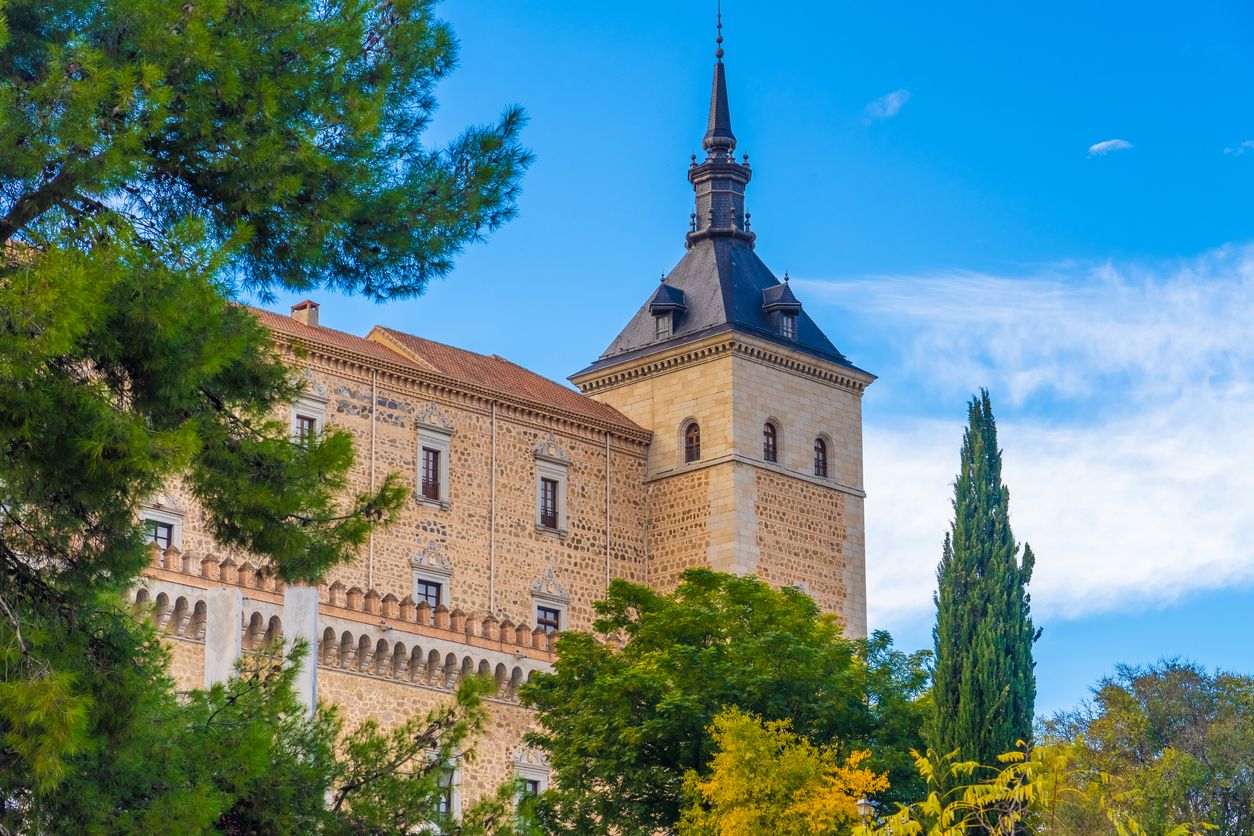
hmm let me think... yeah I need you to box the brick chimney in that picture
[290,300,319,327]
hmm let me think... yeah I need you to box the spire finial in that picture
[715,1,724,61]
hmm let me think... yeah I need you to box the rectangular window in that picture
[415,580,442,612]
[421,447,441,501]
[437,768,455,816]
[522,779,541,797]
[147,520,174,551]
[536,605,561,635]
[780,313,797,340]
[655,314,671,340]
[539,478,559,529]
[295,414,318,446]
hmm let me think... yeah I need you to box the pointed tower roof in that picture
[703,18,735,155]
[573,19,871,382]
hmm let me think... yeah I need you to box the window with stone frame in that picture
[533,434,570,535]
[513,747,551,822]
[539,478,559,530]
[420,446,442,501]
[436,765,458,817]
[290,378,328,447]
[813,437,829,478]
[411,543,453,624]
[536,605,561,635]
[139,495,183,554]
[294,413,318,447]
[763,422,778,463]
[684,422,701,463]
[415,579,442,611]
[415,401,454,508]
[146,520,174,551]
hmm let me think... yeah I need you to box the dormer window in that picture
[655,314,672,340]
[780,313,797,340]
[649,281,687,343]
[762,280,802,341]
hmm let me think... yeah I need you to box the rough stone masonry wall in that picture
[273,345,649,631]
[161,634,535,813]
[147,327,651,815]
[644,467,712,593]
[318,667,536,808]
[749,465,865,635]
[730,346,868,635]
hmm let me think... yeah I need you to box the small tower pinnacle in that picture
[687,5,753,248]
[703,2,735,157]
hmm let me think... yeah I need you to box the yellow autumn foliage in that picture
[677,708,889,836]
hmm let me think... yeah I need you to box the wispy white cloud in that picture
[796,245,1254,634]
[1224,140,1254,156]
[865,89,911,121]
[1088,138,1133,156]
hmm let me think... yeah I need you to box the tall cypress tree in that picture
[929,390,1038,772]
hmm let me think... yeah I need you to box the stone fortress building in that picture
[135,32,875,813]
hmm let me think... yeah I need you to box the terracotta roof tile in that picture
[246,307,643,434]
[248,306,417,367]
[370,327,640,431]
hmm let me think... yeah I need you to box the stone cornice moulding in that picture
[647,452,867,499]
[571,333,874,397]
[269,330,653,445]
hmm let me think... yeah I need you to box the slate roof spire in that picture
[574,11,870,382]
[703,7,736,156]
[687,6,754,248]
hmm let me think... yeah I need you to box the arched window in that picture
[684,423,701,463]
[813,438,828,478]
[763,422,778,463]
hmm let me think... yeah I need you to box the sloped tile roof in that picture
[369,327,641,431]
[249,306,416,366]
[249,307,642,434]
[579,238,866,376]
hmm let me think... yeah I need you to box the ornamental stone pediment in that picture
[416,400,454,434]
[533,433,570,464]
[530,568,569,601]
[410,541,453,576]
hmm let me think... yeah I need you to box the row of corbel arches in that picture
[319,627,531,700]
[132,589,532,701]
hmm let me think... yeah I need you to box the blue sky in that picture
[256,1,1254,715]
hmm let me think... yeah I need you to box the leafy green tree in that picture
[858,746,1202,836]
[929,390,1038,775]
[1,631,522,833]
[520,569,929,834]
[678,708,888,836]
[1044,660,1252,835]
[0,0,528,823]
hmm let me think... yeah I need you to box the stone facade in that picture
[139,291,872,812]
[138,310,650,815]
[136,41,877,817]
[571,332,872,635]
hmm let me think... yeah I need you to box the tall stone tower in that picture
[569,28,875,636]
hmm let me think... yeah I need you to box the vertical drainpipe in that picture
[605,431,612,595]
[489,400,498,613]
[368,370,377,589]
